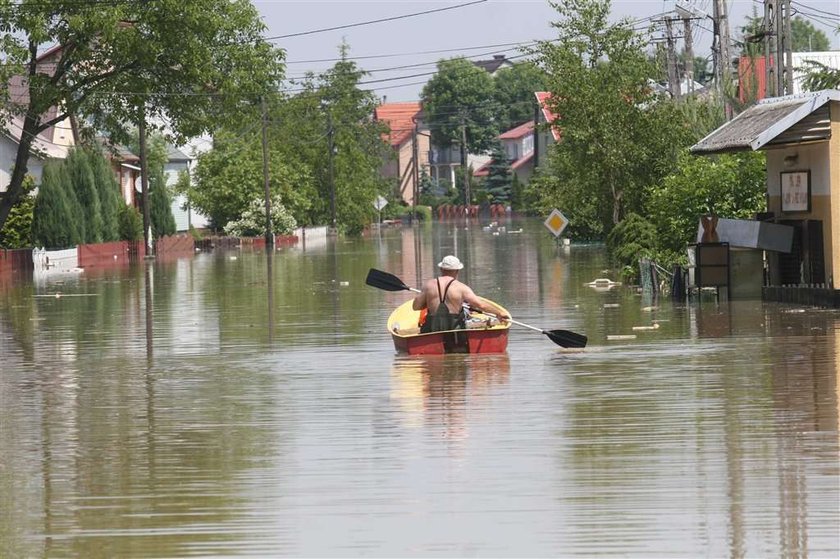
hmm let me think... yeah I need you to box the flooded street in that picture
[1,218,838,558]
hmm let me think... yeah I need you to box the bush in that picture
[118,204,144,241]
[224,197,297,237]
[32,162,82,249]
[0,176,35,249]
[606,213,657,282]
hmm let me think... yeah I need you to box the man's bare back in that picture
[412,255,509,320]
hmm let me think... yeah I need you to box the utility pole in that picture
[459,113,469,208]
[138,108,152,257]
[712,0,733,119]
[683,16,695,95]
[411,118,419,222]
[327,111,336,232]
[261,96,272,250]
[665,17,680,99]
[783,0,793,94]
[765,0,777,97]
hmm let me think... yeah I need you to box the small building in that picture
[164,145,208,232]
[691,90,840,302]
[474,121,536,184]
[534,91,560,169]
[373,102,430,205]
[473,54,515,76]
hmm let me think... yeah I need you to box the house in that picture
[1,45,74,192]
[473,55,515,76]
[534,92,560,168]
[373,102,430,205]
[165,145,209,232]
[690,89,840,303]
[473,121,536,184]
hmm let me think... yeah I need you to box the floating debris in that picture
[632,324,661,331]
[607,334,637,340]
[603,303,620,308]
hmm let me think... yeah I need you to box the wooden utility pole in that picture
[459,113,469,207]
[683,17,695,95]
[138,109,152,256]
[260,96,272,250]
[712,0,733,119]
[783,0,793,94]
[327,111,336,231]
[765,0,777,97]
[411,119,419,220]
[665,17,680,99]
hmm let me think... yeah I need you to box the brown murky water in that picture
[1,218,838,557]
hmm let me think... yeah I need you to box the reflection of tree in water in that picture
[390,354,510,443]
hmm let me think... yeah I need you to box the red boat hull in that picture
[391,327,508,355]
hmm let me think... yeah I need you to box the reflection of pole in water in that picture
[144,262,153,363]
[267,251,275,343]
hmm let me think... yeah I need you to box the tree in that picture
[92,152,123,242]
[647,151,766,259]
[421,58,499,153]
[0,0,284,235]
[530,0,689,233]
[0,177,35,249]
[790,17,830,52]
[31,162,80,249]
[66,149,102,243]
[493,62,549,132]
[149,167,176,238]
[800,60,840,91]
[483,143,512,204]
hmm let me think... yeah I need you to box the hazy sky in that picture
[254,0,840,101]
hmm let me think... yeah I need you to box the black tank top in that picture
[421,278,466,333]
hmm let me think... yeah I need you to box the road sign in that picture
[373,195,388,211]
[544,208,569,237]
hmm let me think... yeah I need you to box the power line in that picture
[265,0,488,40]
[791,1,840,19]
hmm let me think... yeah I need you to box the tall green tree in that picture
[0,0,284,235]
[483,143,512,204]
[790,17,831,52]
[149,167,176,238]
[421,58,499,153]
[67,149,102,243]
[529,0,689,235]
[31,162,81,249]
[91,152,122,242]
[493,62,549,132]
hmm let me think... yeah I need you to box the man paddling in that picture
[413,255,510,333]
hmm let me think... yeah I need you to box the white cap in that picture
[438,255,463,270]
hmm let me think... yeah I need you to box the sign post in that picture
[373,195,388,225]
[544,208,569,239]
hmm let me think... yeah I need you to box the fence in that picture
[0,248,34,274]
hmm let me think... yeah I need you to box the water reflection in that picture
[390,354,510,445]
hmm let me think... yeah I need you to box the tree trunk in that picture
[0,113,39,233]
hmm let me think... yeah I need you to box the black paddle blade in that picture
[366,268,410,292]
[545,329,588,348]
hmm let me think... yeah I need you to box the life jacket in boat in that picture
[420,277,466,334]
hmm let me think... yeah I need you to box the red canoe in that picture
[386,299,510,355]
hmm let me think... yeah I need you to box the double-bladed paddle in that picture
[365,268,588,349]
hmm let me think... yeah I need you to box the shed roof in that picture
[690,90,840,154]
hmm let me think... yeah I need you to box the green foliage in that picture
[194,43,386,236]
[493,62,549,131]
[223,197,297,237]
[32,162,81,249]
[790,17,831,52]
[606,213,657,273]
[484,143,512,203]
[0,0,284,233]
[510,173,524,211]
[648,151,767,257]
[531,0,690,234]
[92,151,122,242]
[0,176,35,249]
[799,60,840,91]
[150,167,176,238]
[118,204,144,242]
[421,57,499,153]
[67,149,102,243]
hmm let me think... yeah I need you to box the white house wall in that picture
[766,142,831,197]
[0,135,44,192]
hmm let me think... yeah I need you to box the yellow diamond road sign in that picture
[544,208,569,237]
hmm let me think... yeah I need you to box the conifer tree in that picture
[67,149,102,243]
[92,152,122,242]
[32,162,81,248]
[484,143,512,204]
[150,167,176,238]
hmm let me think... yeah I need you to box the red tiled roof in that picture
[499,121,534,140]
[374,101,422,147]
[473,151,534,177]
[535,91,561,142]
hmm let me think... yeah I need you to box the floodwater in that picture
[1,218,837,558]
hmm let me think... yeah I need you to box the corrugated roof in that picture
[374,101,422,147]
[499,121,534,139]
[691,90,840,154]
